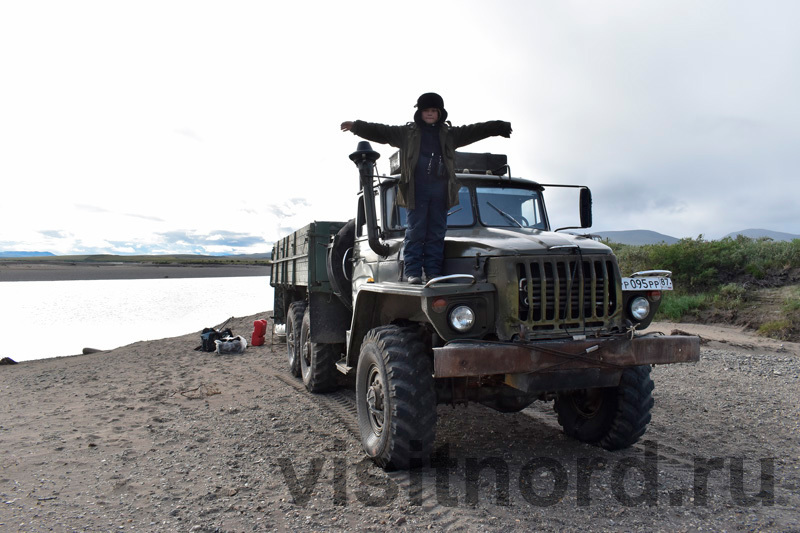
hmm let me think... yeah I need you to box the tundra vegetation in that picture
[611,236,800,341]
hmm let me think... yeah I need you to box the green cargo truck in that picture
[271,142,699,470]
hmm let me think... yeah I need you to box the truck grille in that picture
[517,256,619,330]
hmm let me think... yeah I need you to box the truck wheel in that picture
[554,365,654,450]
[356,325,437,470]
[299,309,339,393]
[286,301,306,377]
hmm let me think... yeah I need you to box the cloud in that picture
[174,128,203,142]
[39,230,69,239]
[124,213,164,222]
[266,198,312,219]
[75,204,110,213]
[158,230,267,250]
[2,1,798,255]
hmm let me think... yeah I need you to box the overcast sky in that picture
[1,0,798,255]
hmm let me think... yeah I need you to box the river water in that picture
[0,277,273,362]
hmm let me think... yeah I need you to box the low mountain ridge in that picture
[0,251,55,258]
[724,229,800,242]
[594,228,799,245]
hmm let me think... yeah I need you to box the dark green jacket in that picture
[350,119,511,209]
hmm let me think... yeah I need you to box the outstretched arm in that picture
[339,120,406,148]
[452,121,512,148]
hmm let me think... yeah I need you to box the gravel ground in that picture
[1,315,798,532]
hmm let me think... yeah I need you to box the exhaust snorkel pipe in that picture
[349,141,394,257]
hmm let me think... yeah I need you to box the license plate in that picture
[621,276,673,291]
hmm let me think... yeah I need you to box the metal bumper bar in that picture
[432,334,700,378]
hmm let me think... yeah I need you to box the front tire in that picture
[286,301,306,377]
[356,325,437,470]
[554,365,654,450]
[299,309,339,393]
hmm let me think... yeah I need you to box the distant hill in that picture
[0,251,55,258]
[724,229,800,242]
[224,252,272,260]
[592,230,680,245]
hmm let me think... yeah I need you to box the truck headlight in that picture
[630,297,650,321]
[449,305,475,332]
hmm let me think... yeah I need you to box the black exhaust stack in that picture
[349,141,393,257]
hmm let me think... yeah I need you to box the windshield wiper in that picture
[486,201,523,228]
[447,207,462,217]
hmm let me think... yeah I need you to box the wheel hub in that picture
[287,327,295,359]
[365,366,385,434]
[572,389,604,418]
[302,339,311,368]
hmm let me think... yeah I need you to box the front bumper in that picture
[432,334,700,378]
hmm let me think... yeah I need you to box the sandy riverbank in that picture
[0,261,270,282]
[1,317,797,531]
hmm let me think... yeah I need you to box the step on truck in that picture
[270,142,700,470]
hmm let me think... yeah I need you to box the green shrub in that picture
[745,263,765,279]
[655,293,709,321]
[612,236,800,293]
[714,283,747,309]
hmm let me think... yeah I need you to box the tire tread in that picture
[357,325,437,470]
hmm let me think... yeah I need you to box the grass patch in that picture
[655,293,709,321]
[784,289,800,312]
[757,320,793,340]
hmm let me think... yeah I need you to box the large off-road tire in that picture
[554,365,654,451]
[299,309,339,393]
[285,301,306,377]
[356,325,437,470]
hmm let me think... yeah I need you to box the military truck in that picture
[270,142,699,470]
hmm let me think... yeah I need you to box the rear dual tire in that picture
[285,301,306,377]
[299,310,339,393]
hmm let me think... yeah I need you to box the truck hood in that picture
[444,227,612,257]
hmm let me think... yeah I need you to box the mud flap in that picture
[309,292,351,343]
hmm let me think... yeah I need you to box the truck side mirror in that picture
[580,187,592,228]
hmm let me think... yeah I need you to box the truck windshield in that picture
[385,185,475,229]
[476,186,545,229]
[385,184,545,230]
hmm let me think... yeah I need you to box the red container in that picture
[251,319,267,346]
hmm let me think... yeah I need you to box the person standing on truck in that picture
[341,92,511,284]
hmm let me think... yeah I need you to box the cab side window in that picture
[385,185,407,230]
[357,189,381,238]
[356,196,366,237]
